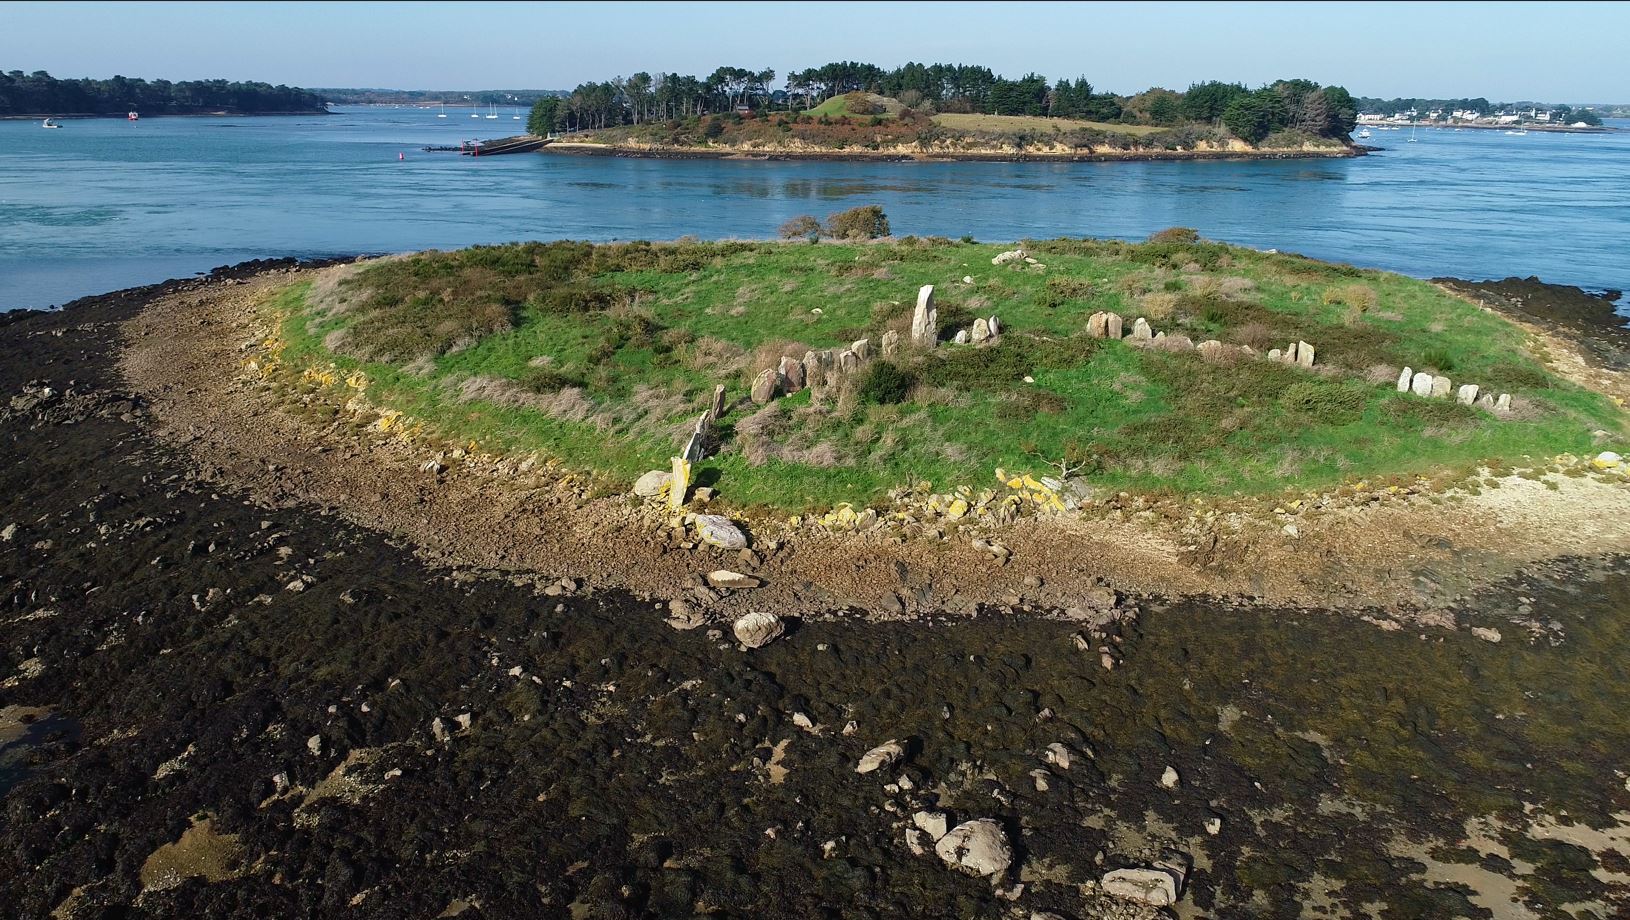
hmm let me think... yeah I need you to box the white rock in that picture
[1397,367,1413,392]
[307,734,323,756]
[1131,318,1153,341]
[1160,765,1180,788]
[431,717,449,743]
[1297,341,1315,368]
[633,469,672,498]
[1205,816,1223,835]
[913,810,949,840]
[905,827,928,855]
[1411,371,1435,397]
[856,739,905,774]
[707,569,762,590]
[934,819,1013,879]
[953,329,970,345]
[1457,383,1480,406]
[962,275,974,284]
[1102,867,1182,906]
[1431,376,1452,399]
[731,611,783,648]
[1471,626,1502,643]
[0,523,14,542]
[991,249,1027,265]
[1044,742,1072,771]
[912,285,938,346]
[696,514,747,550]
[792,711,816,730]
[1495,393,1511,413]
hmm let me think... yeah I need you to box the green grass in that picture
[264,237,1626,513]
[805,92,902,118]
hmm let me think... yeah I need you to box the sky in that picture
[2,1,1625,103]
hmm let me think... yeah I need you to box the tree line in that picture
[0,70,327,116]
[531,61,1358,143]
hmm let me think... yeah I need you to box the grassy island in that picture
[259,233,1622,513]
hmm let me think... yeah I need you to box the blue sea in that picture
[1,107,1626,311]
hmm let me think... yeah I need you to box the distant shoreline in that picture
[1,109,331,120]
[539,140,1364,164]
[1363,121,1616,135]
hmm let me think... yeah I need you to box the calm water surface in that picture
[1,107,1627,311]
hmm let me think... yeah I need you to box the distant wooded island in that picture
[0,70,327,116]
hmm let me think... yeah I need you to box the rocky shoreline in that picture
[3,264,1630,918]
[540,141,1364,164]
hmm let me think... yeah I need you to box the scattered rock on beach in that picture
[935,819,1012,879]
[707,569,761,590]
[856,739,905,774]
[730,610,783,648]
[1102,866,1184,906]
[695,514,747,550]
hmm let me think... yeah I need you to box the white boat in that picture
[485,103,498,120]
[1505,129,1528,136]
[1407,122,1418,143]
[511,106,520,120]
[41,117,60,128]
[1356,128,1371,139]
[470,103,479,119]
[127,111,139,121]
[437,102,447,119]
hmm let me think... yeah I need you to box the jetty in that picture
[420,135,550,156]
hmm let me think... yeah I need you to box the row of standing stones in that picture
[747,283,1003,407]
[1398,367,1512,414]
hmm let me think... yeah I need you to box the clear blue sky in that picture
[2,1,1623,102]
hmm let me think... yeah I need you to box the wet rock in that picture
[934,819,1012,880]
[707,570,762,590]
[633,470,672,498]
[912,810,948,840]
[666,598,705,630]
[856,739,905,774]
[1102,866,1184,906]
[696,515,748,550]
[1044,742,1073,770]
[731,611,783,648]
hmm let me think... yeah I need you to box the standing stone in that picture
[880,330,901,357]
[803,351,825,391]
[987,316,1001,340]
[1431,376,1452,399]
[1268,348,1283,361]
[1411,371,1435,397]
[681,411,708,461]
[1297,341,1315,368]
[1153,331,1166,342]
[911,285,937,347]
[1087,312,1108,338]
[1131,318,1153,341]
[1495,393,1511,413]
[836,350,858,375]
[708,384,727,422]
[971,317,991,344]
[1456,383,1479,405]
[1477,394,1496,411]
[1397,367,1413,393]
[952,330,970,345]
[851,338,873,362]
[778,356,805,392]
[1105,313,1124,339]
[750,368,780,405]
[1283,342,1299,364]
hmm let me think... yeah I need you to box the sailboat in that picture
[485,103,498,120]
[511,106,520,120]
[1407,121,1418,143]
[470,101,480,119]
[41,117,61,129]
[437,102,447,118]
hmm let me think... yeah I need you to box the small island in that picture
[529,65,1364,162]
